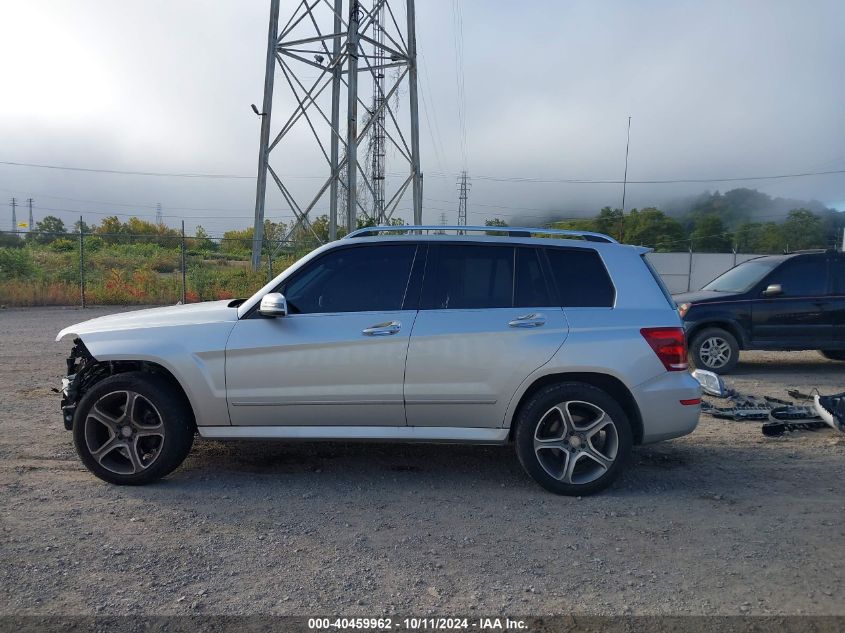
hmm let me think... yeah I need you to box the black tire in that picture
[72,372,194,485]
[514,382,633,496]
[690,327,739,374]
[820,350,845,362]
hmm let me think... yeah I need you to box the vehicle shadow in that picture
[112,437,798,504]
[728,352,844,378]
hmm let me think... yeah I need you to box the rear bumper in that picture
[632,371,701,443]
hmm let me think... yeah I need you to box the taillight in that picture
[640,327,688,371]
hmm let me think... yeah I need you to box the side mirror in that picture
[259,292,288,317]
[762,284,783,297]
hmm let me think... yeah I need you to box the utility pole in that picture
[252,0,423,259]
[437,212,447,234]
[79,215,86,308]
[27,198,33,233]
[618,116,632,244]
[155,203,163,225]
[621,116,631,215]
[180,220,187,304]
[457,171,470,229]
[10,198,17,233]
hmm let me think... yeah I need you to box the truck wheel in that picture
[72,372,194,485]
[690,327,739,374]
[820,350,845,362]
[514,382,632,496]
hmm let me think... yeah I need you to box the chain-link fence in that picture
[0,229,318,307]
[0,227,837,306]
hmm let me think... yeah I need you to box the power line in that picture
[0,160,323,180]
[450,0,468,169]
[3,159,843,187]
[28,204,298,222]
[426,168,845,185]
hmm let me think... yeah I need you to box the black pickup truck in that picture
[674,250,845,373]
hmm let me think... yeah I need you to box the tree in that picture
[190,225,216,251]
[623,207,685,251]
[73,219,94,234]
[221,227,253,254]
[31,216,67,244]
[689,214,732,252]
[550,218,596,232]
[485,218,508,236]
[781,209,826,251]
[96,216,128,244]
[594,207,624,241]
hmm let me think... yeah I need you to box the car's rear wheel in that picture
[820,350,845,362]
[690,327,739,374]
[514,382,632,496]
[72,372,194,485]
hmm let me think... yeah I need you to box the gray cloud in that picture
[0,0,843,235]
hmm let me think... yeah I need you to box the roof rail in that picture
[785,248,836,255]
[343,225,618,243]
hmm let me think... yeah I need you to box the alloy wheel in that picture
[83,390,166,475]
[533,400,619,485]
[699,336,732,369]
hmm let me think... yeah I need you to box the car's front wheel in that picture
[514,382,632,496]
[690,327,739,374]
[72,372,194,485]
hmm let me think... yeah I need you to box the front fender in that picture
[684,303,751,348]
[61,322,236,427]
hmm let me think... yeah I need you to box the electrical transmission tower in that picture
[368,3,387,224]
[155,203,163,225]
[27,198,33,233]
[456,170,470,227]
[250,0,423,270]
[10,198,17,232]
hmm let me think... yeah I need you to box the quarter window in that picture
[281,244,416,313]
[833,259,845,294]
[544,248,615,307]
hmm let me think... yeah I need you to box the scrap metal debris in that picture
[692,369,844,438]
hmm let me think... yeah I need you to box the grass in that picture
[0,241,295,307]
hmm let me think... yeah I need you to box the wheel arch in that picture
[508,372,644,445]
[64,342,196,431]
[687,320,745,350]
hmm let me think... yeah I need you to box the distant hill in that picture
[664,188,840,230]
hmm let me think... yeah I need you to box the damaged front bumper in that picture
[59,339,102,430]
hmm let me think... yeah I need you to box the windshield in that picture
[702,259,780,293]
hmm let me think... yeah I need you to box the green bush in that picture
[50,238,76,252]
[0,248,35,280]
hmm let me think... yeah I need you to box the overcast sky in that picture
[1,0,844,235]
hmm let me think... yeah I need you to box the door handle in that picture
[508,313,546,328]
[362,321,402,336]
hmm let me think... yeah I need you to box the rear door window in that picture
[544,247,615,307]
[421,244,514,309]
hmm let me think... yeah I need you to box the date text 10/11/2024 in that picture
[307,618,528,631]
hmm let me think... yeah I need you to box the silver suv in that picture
[57,226,700,495]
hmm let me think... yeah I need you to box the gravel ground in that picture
[1,306,844,616]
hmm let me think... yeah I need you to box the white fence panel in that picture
[646,252,764,294]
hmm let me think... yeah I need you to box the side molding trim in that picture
[197,425,510,443]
